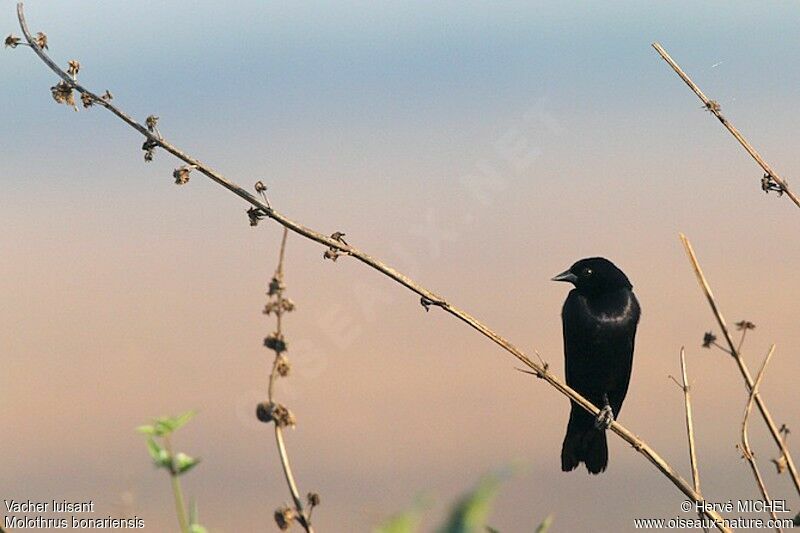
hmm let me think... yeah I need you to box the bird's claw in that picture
[594,405,615,430]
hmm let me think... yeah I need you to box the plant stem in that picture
[164,435,190,533]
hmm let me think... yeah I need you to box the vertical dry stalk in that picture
[12,7,732,529]
[652,42,800,209]
[741,345,781,532]
[678,348,701,496]
[680,233,800,498]
[260,228,316,532]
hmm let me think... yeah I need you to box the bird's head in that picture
[551,257,632,293]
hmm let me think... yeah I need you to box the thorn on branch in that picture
[34,31,48,50]
[761,173,785,196]
[330,231,348,245]
[67,59,80,79]
[704,100,720,113]
[771,455,788,474]
[419,296,446,312]
[5,34,21,48]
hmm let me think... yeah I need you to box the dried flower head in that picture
[280,298,296,313]
[268,276,285,296]
[264,333,287,353]
[275,355,291,377]
[255,181,267,193]
[330,231,348,245]
[4,34,21,48]
[142,139,158,162]
[274,506,296,531]
[51,81,76,110]
[67,60,80,78]
[247,207,265,226]
[323,249,340,261]
[101,90,113,101]
[271,403,296,428]
[307,492,320,507]
[735,320,755,331]
[146,115,159,132]
[173,165,192,185]
[34,32,48,50]
[80,92,94,108]
[701,332,717,349]
[256,402,296,428]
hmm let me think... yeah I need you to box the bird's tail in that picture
[561,406,608,474]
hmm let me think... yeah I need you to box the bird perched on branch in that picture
[552,257,640,474]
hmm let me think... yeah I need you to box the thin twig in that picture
[266,228,313,532]
[679,348,701,496]
[680,233,800,498]
[652,42,800,209]
[741,345,781,532]
[14,6,731,529]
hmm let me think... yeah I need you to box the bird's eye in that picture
[582,268,593,277]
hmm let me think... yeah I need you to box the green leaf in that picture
[438,474,504,533]
[535,515,554,533]
[136,425,156,435]
[172,410,196,431]
[175,452,200,475]
[150,410,195,436]
[189,526,208,533]
[145,437,163,461]
[374,497,430,533]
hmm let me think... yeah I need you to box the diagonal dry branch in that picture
[652,42,800,209]
[741,345,782,532]
[14,4,730,529]
[680,233,800,499]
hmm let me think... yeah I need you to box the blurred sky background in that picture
[2,1,800,531]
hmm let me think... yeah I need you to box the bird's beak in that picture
[551,269,578,284]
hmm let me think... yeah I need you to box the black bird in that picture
[552,257,640,474]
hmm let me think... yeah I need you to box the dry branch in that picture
[652,42,800,209]
[261,228,315,532]
[13,4,731,529]
[678,348,701,496]
[740,345,781,532]
[680,233,800,499]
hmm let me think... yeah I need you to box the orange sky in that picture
[2,2,800,531]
